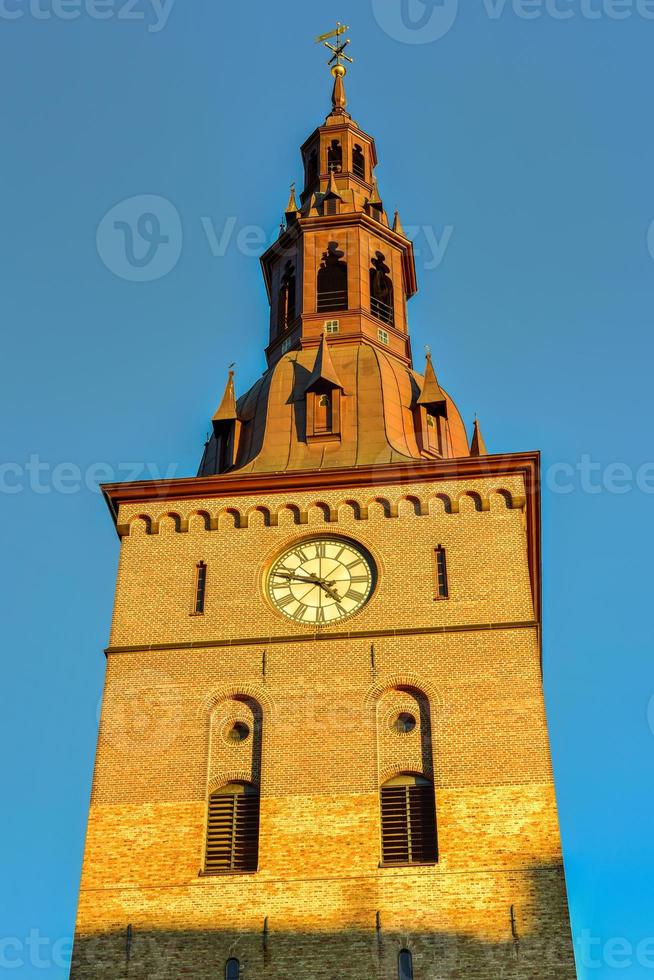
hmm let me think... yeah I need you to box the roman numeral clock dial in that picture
[266,538,376,625]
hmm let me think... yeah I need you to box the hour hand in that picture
[312,577,341,602]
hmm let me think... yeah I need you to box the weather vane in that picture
[315,22,354,77]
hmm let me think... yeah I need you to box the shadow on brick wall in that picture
[71,864,577,979]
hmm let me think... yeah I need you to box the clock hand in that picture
[275,570,341,601]
[274,570,317,584]
[309,576,341,602]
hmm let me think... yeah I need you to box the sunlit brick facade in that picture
[71,62,576,980]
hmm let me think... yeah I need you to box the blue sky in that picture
[2,1,653,976]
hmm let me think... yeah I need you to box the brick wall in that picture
[71,474,576,978]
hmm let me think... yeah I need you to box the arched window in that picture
[315,392,333,433]
[380,774,437,866]
[327,139,342,174]
[277,260,296,332]
[225,958,240,980]
[306,148,318,187]
[205,782,260,874]
[317,242,348,312]
[353,143,365,180]
[398,949,413,980]
[370,251,394,326]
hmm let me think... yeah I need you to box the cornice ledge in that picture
[102,451,541,514]
[104,619,539,657]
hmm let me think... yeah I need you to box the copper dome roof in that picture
[199,341,469,476]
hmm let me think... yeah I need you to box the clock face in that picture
[267,537,376,625]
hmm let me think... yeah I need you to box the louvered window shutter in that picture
[380,778,437,865]
[205,784,260,874]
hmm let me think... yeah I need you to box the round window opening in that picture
[225,721,250,744]
[392,712,417,735]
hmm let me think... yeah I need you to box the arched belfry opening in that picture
[353,143,365,180]
[327,139,343,174]
[370,251,394,326]
[306,147,318,188]
[277,260,296,333]
[317,242,348,313]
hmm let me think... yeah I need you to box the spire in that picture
[212,369,238,428]
[393,210,406,237]
[417,352,447,412]
[331,66,347,113]
[304,333,344,393]
[285,181,299,218]
[470,418,488,456]
[369,176,382,206]
[315,23,352,115]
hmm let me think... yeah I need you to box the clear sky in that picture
[2,1,653,977]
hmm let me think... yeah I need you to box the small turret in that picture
[470,418,488,456]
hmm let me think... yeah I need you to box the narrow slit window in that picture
[225,958,240,980]
[398,949,414,980]
[434,547,448,599]
[194,561,207,614]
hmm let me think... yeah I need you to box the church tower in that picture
[72,38,577,980]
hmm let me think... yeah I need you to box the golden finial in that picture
[315,22,354,77]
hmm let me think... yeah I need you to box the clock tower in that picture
[71,45,577,980]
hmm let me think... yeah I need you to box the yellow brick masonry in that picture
[71,474,577,978]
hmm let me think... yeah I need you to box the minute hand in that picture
[275,570,341,601]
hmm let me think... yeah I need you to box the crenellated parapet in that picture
[118,487,525,538]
